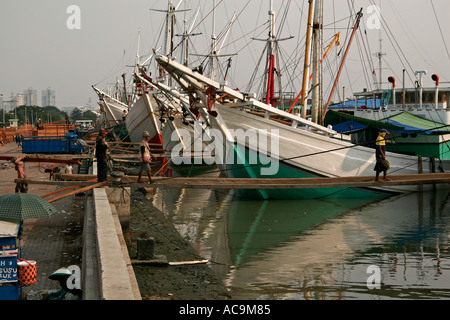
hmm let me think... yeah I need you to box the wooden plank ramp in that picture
[16,172,450,190]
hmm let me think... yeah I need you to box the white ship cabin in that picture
[352,87,450,125]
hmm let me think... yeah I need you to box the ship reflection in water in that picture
[152,183,450,300]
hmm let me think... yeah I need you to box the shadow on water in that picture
[152,182,450,300]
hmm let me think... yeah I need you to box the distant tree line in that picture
[1,105,97,127]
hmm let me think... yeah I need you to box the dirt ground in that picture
[127,188,231,300]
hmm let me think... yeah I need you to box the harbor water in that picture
[151,172,450,300]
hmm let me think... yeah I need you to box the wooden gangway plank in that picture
[16,173,450,190]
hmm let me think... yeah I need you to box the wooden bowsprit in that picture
[16,173,450,190]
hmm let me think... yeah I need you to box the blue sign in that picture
[0,256,18,282]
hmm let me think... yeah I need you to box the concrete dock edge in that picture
[81,194,100,300]
[80,159,141,300]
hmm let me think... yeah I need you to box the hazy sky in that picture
[1,0,450,110]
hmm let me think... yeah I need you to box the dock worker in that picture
[95,128,110,182]
[374,129,391,182]
[65,164,73,175]
[137,131,156,184]
[12,156,28,193]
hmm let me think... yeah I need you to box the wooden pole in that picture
[301,0,315,119]
[41,178,97,198]
[47,181,107,203]
[418,155,423,192]
[322,8,363,123]
[17,173,450,190]
[431,157,436,191]
[418,156,423,174]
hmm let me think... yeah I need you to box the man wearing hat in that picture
[138,131,156,184]
[374,129,391,182]
[96,128,110,182]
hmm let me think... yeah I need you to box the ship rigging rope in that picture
[169,0,263,83]
[109,3,448,182]
[145,75,449,182]
[429,0,450,61]
[366,0,416,85]
[356,26,377,91]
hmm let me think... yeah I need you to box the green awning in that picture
[386,112,450,134]
[324,110,404,131]
[325,110,450,135]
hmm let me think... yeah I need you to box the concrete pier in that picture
[81,159,140,300]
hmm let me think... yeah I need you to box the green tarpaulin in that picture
[324,110,450,135]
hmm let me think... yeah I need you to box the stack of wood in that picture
[0,130,7,146]
[34,122,76,137]
[0,122,79,146]
[2,125,33,144]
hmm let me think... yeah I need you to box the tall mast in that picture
[268,0,276,58]
[182,15,189,66]
[166,1,175,86]
[176,6,200,67]
[191,1,236,81]
[165,1,175,59]
[253,1,292,107]
[375,1,385,90]
[210,0,217,81]
[135,29,141,74]
[311,0,323,124]
[265,0,276,106]
[301,0,315,119]
[151,0,189,86]
[376,37,385,90]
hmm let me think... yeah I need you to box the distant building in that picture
[15,93,24,108]
[24,87,37,106]
[2,93,23,112]
[42,87,56,106]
